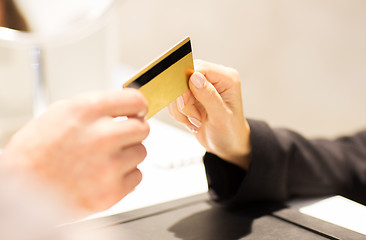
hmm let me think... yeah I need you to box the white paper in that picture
[300,195,366,235]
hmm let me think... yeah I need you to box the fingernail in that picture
[114,116,128,122]
[137,109,147,118]
[190,72,206,89]
[186,125,198,134]
[187,116,201,128]
[177,96,184,110]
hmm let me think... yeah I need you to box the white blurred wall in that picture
[2,0,366,143]
[0,0,121,146]
[117,0,366,138]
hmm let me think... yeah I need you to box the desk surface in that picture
[75,193,365,240]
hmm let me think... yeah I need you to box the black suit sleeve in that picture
[204,119,366,205]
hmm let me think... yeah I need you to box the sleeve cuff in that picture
[236,119,288,202]
[203,152,246,204]
[203,119,289,205]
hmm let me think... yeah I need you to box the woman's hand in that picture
[168,60,251,170]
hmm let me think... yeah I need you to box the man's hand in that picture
[1,89,149,215]
[168,60,251,170]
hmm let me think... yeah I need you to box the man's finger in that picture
[95,117,150,150]
[113,143,147,173]
[77,89,148,118]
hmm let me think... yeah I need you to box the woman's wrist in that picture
[220,119,252,170]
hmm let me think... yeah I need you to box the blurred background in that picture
[117,0,366,139]
[1,0,366,146]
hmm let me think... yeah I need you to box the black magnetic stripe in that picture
[126,40,191,89]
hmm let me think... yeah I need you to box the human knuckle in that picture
[226,68,241,83]
[127,169,142,187]
[137,144,147,160]
[63,103,86,121]
[134,170,143,183]
[90,126,115,149]
[135,143,146,155]
[142,147,147,159]
[140,121,150,136]
[213,109,232,126]
[68,98,85,111]
[127,119,149,137]
[72,96,100,116]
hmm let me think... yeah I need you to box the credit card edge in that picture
[123,37,191,87]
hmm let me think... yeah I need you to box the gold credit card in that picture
[123,37,194,119]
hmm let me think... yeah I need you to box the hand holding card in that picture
[123,37,194,119]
